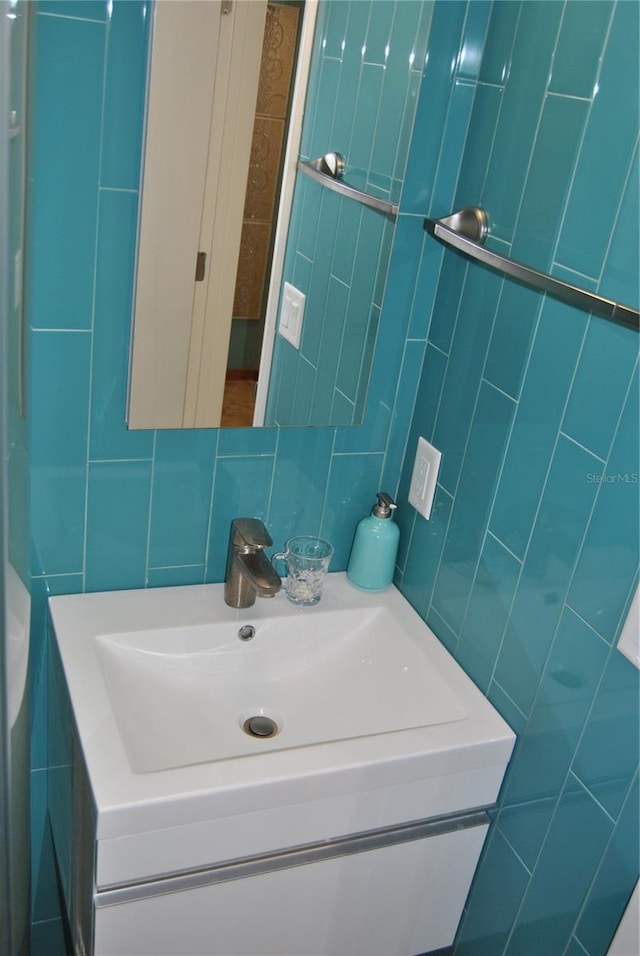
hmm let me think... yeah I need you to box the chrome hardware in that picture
[224,518,282,609]
[298,154,398,218]
[237,625,256,642]
[424,207,639,332]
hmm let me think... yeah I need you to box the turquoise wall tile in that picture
[38,1,107,20]
[321,0,349,60]
[304,55,341,161]
[432,79,475,213]
[85,460,152,591]
[493,436,601,717]
[555,0,639,280]
[398,486,452,622]
[299,189,341,368]
[432,266,504,492]
[562,319,637,462]
[146,566,205,588]
[309,276,348,423]
[100,0,150,189]
[329,1,370,154]
[506,778,612,955]
[600,144,639,311]
[322,452,383,568]
[269,429,334,542]
[456,0,490,82]
[481,1,563,243]
[30,331,90,576]
[217,428,273,458]
[572,649,639,820]
[430,382,514,632]
[205,456,276,583]
[549,1,611,99]
[477,1,519,87]
[380,338,426,493]
[426,251,467,353]
[347,63,384,173]
[567,366,640,641]
[482,280,542,401]
[30,918,67,956]
[363,0,394,66]
[90,188,154,461]
[455,828,530,956]
[400,0,468,215]
[489,296,589,558]
[30,768,60,923]
[455,533,520,695]
[454,82,502,210]
[28,13,104,330]
[512,94,588,270]
[497,608,608,868]
[576,773,639,956]
[369,1,423,179]
[148,431,217,570]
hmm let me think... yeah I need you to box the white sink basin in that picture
[95,603,466,774]
[49,573,515,891]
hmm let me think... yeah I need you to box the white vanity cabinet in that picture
[47,576,515,956]
[93,823,488,956]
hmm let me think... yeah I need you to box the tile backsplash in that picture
[394,2,639,954]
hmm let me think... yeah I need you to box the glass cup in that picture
[272,535,334,606]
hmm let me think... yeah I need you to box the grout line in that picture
[143,432,157,586]
[486,529,523,565]
[558,429,607,464]
[201,429,220,584]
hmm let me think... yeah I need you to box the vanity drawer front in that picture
[94,822,488,956]
[95,762,505,889]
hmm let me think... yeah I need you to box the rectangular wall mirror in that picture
[128,0,429,429]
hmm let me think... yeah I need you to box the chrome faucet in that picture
[224,518,282,608]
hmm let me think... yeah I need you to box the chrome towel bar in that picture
[298,153,398,218]
[424,207,639,332]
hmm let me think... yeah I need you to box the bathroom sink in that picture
[94,603,466,774]
[49,573,515,892]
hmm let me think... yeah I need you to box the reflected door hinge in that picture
[221,0,233,15]
[195,252,207,282]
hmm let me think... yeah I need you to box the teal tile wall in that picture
[25,0,442,941]
[265,0,433,426]
[395,2,639,955]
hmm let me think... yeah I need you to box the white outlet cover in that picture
[278,281,305,349]
[617,584,639,670]
[408,437,441,520]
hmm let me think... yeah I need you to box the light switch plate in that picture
[278,281,305,349]
[408,437,441,519]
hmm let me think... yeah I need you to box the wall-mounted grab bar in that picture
[298,153,398,219]
[424,207,640,332]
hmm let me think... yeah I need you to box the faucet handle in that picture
[231,518,273,550]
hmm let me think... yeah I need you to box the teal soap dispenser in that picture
[347,492,400,590]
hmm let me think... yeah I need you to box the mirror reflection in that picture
[128,0,429,429]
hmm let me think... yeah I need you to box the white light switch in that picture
[408,437,441,519]
[278,282,305,349]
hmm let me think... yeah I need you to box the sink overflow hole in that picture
[238,625,256,641]
[243,715,279,739]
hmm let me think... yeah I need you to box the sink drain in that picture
[243,715,279,739]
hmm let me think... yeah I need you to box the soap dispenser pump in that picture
[347,492,400,591]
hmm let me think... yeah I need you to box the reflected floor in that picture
[221,373,257,428]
